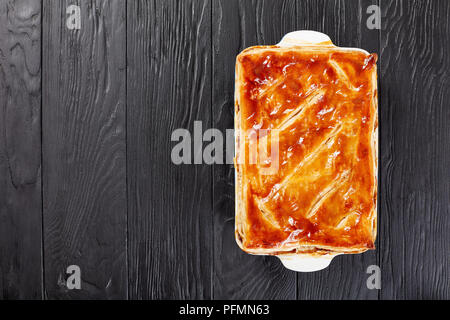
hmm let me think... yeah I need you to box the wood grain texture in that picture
[0,0,448,300]
[127,0,213,299]
[295,0,379,300]
[379,0,450,299]
[0,0,42,299]
[212,0,298,300]
[42,0,127,299]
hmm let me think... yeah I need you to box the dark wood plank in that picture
[127,0,213,299]
[379,0,450,299]
[295,0,379,300]
[0,0,42,300]
[42,0,127,299]
[212,0,298,299]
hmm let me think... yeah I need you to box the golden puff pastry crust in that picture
[235,45,378,256]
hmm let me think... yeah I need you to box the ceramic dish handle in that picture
[277,30,334,47]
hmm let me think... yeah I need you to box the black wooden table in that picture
[0,0,448,300]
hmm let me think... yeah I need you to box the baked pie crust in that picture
[234,38,378,258]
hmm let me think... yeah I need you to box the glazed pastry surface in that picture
[235,45,378,255]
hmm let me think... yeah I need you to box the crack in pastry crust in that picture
[275,88,326,131]
[235,45,378,256]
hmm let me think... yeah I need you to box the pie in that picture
[234,43,378,256]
